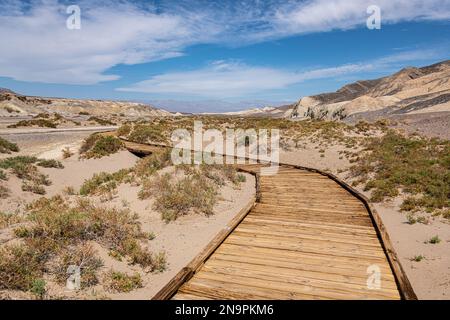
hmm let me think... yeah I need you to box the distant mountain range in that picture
[145,99,294,114]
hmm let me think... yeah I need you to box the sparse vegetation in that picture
[52,244,103,288]
[88,116,116,126]
[0,195,166,296]
[0,137,19,154]
[349,130,449,215]
[80,134,123,159]
[79,168,133,196]
[140,164,243,222]
[0,156,64,194]
[8,118,57,128]
[30,278,46,299]
[0,212,22,228]
[126,123,168,144]
[103,270,143,293]
[62,147,73,159]
[0,185,10,198]
[427,235,441,244]
[411,255,424,262]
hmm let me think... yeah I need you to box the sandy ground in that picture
[280,140,450,300]
[0,133,255,300]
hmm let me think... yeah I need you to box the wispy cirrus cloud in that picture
[117,48,447,98]
[0,0,449,85]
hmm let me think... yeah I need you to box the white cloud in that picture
[0,0,448,85]
[117,49,446,98]
[117,61,373,98]
[273,0,450,36]
[0,0,220,84]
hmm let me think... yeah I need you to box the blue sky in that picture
[0,0,449,111]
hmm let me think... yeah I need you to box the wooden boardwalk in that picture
[117,138,416,300]
[171,164,402,300]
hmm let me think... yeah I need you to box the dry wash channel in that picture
[119,138,416,300]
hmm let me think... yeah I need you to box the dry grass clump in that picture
[0,156,63,195]
[79,134,123,159]
[103,270,143,293]
[349,130,449,215]
[0,137,19,154]
[62,147,74,159]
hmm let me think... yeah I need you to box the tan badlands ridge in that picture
[221,60,450,120]
[0,88,173,118]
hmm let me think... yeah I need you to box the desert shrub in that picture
[0,212,22,228]
[21,196,165,270]
[117,123,132,137]
[103,270,143,293]
[79,168,133,196]
[349,131,449,214]
[22,182,46,195]
[88,116,116,126]
[62,147,74,159]
[80,134,123,159]
[134,149,172,178]
[127,124,167,144]
[0,170,6,180]
[0,185,9,198]
[0,244,45,291]
[8,119,57,128]
[36,159,64,168]
[142,173,218,221]
[52,244,103,288]
[30,278,46,299]
[0,156,59,194]
[0,137,19,153]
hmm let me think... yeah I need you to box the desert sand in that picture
[0,133,255,300]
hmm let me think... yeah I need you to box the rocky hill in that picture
[291,60,450,120]
[0,90,173,117]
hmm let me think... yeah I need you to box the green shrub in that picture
[30,278,46,299]
[80,135,123,159]
[103,270,143,293]
[127,124,167,144]
[0,244,45,290]
[0,137,19,153]
[37,159,64,169]
[79,169,132,196]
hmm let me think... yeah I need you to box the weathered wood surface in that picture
[118,138,416,300]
